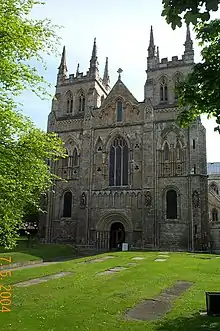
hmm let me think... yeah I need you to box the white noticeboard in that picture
[122,243,128,251]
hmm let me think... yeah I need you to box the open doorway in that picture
[109,222,125,250]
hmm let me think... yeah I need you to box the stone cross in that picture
[117,68,123,80]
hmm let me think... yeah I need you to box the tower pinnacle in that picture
[156,46,160,63]
[184,24,193,52]
[76,63,80,74]
[89,38,99,76]
[183,24,194,63]
[58,46,68,75]
[91,37,97,59]
[148,25,155,58]
[103,57,110,86]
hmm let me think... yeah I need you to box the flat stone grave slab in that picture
[158,255,169,258]
[155,259,167,262]
[15,272,72,287]
[158,252,169,255]
[98,266,127,276]
[126,263,137,267]
[79,256,114,264]
[131,257,145,261]
[98,270,116,276]
[126,280,193,321]
[109,266,127,272]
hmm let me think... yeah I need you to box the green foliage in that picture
[0,0,60,98]
[0,1,65,248]
[162,0,220,129]
[162,0,220,29]
[0,103,66,248]
[176,20,220,131]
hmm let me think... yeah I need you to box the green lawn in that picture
[1,252,220,331]
[0,242,76,265]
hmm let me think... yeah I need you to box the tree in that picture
[0,0,66,248]
[162,0,220,28]
[162,1,220,131]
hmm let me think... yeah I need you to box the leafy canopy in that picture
[0,0,60,98]
[162,0,220,29]
[176,20,220,131]
[0,0,66,248]
[162,0,220,131]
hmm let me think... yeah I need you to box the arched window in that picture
[210,183,219,195]
[212,208,218,222]
[116,101,123,122]
[72,148,78,166]
[166,189,177,219]
[176,141,182,160]
[63,192,72,217]
[78,91,85,112]
[66,91,73,113]
[109,136,128,186]
[160,77,168,102]
[164,142,169,161]
[62,149,68,167]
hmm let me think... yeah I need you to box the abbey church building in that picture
[44,26,209,251]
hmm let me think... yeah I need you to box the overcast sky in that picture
[20,0,220,162]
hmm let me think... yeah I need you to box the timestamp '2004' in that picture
[0,256,12,312]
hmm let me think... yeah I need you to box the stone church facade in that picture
[44,26,209,251]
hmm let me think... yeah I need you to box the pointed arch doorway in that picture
[109,222,125,250]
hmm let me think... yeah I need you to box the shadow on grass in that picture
[155,313,220,331]
[0,240,100,262]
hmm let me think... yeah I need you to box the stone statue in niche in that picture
[80,192,87,208]
[192,190,199,208]
[144,191,152,207]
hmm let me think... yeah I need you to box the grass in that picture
[0,241,76,265]
[1,251,220,330]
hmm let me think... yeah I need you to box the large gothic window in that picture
[116,101,123,122]
[63,192,72,217]
[166,189,177,219]
[160,77,168,102]
[66,91,73,113]
[109,136,128,186]
[78,91,85,112]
